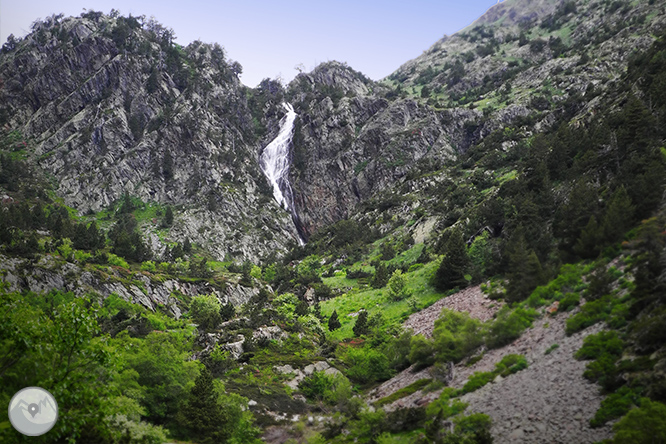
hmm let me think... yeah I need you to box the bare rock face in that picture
[0,254,258,318]
[0,13,299,262]
[285,63,469,238]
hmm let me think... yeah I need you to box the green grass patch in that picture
[321,261,441,341]
[374,379,432,407]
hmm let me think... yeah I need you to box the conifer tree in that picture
[371,262,389,289]
[183,237,192,254]
[328,310,341,331]
[602,186,635,244]
[506,232,545,302]
[178,367,230,444]
[433,227,470,291]
[219,302,235,322]
[574,215,602,259]
[352,310,369,337]
[164,206,174,227]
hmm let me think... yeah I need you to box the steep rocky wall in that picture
[0,254,258,316]
[0,14,300,261]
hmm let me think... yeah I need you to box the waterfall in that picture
[259,103,305,245]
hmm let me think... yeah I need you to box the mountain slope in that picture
[0,12,299,261]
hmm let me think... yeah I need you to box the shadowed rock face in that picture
[0,14,299,261]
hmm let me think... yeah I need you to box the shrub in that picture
[203,344,236,377]
[57,238,74,260]
[494,354,528,377]
[374,379,431,407]
[387,270,410,301]
[343,346,393,384]
[190,294,222,331]
[566,295,616,335]
[611,398,666,443]
[558,293,580,312]
[462,371,495,394]
[591,386,641,428]
[575,331,624,360]
[453,413,493,441]
[108,253,129,269]
[583,352,623,392]
[141,260,156,272]
[409,335,436,370]
[219,302,235,322]
[433,309,484,363]
[299,371,335,401]
[486,307,535,349]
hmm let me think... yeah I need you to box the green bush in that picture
[566,295,616,335]
[453,413,493,441]
[141,260,156,272]
[591,386,641,428]
[409,334,436,370]
[190,294,222,331]
[558,293,580,312]
[108,253,130,269]
[611,398,666,443]
[494,354,528,377]
[433,309,484,363]
[374,379,431,407]
[575,331,624,360]
[583,352,623,392]
[299,371,335,401]
[342,346,393,384]
[462,371,495,394]
[387,270,410,301]
[486,306,535,349]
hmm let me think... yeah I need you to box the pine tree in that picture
[371,262,389,289]
[87,221,105,250]
[178,367,230,444]
[183,237,192,254]
[219,302,235,322]
[164,206,174,227]
[162,151,174,181]
[353,310,369,337]
[506,232,545,302]
[574,215,602,259]
[602,186,635,244]
[433,227,470,291]
[388,270,410,301]
[328,310,341,331]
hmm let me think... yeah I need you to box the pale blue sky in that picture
[1,1,501,87]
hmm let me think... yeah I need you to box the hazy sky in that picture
[1,1,501,87]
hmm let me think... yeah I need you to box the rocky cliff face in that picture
[3,0,666,256]
[285,62,479,238]
[0,13,300,261]
[277,0,666,238]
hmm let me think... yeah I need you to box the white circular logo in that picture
[8,387,58,436]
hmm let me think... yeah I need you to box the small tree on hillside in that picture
[371,262,390,289]
[219,302,235,322]
[328,310,341,331]
[353,310,369,337]
[163,206,174,227]
[434,227,470,291]
[506,233,545,302]
[178,367,231,444]
[190,294,222,331]
[388,270,410,301]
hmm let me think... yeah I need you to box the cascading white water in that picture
[259,103,305,245]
